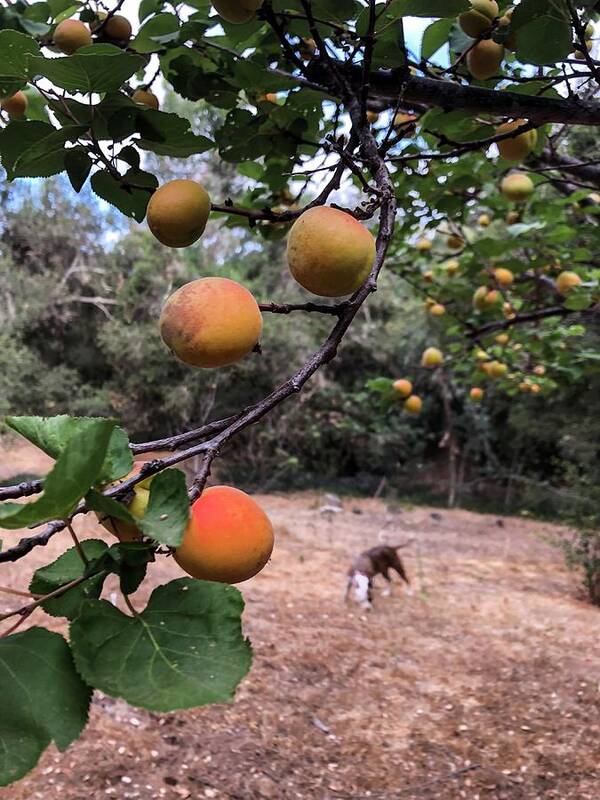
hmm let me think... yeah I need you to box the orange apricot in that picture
[159,277,263,369]
[287,206,375,297]
[0,91,27,119]
[147,179,211,248]
[174,486,274,583]
[53,19,92,54]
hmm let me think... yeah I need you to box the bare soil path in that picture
[0,443,598,799]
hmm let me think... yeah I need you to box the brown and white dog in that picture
[345,543,411,609]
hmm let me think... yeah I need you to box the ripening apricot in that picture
[0,91,27,119]
[103,14,132,41]
[160,277,262,369]
[478,213,491,227]
[475,348,489,361]
[430,303,446,317]
[503,301,515,319]
[366,110,379,124]
[147,179,211,247]
[132,89,159,110]
[529,383,541,395]
[467,40,504,81]
[299,37,317,60]
[458,0,498,37]
[485,360,507,378]
[212,0,263,24]
[422,347,443,368]
[494,267,514,286]
[496,119,537,162]
[447,234,464,251]
[53,19,92,54]
[505,210,521,224]
[473,286,499,311]
[287,206,375,297]
[470,387,484,402]
[99,463,155,542]
[423,270,434,283]
[404,395,422,415]
[533,365,546,377]
[555,271,582,295]
[174,486,274,583]
[495,333,509,346]
[518,381,531,393]
[501,172,534,202]
[393,379,413,398]
[416,238,432,252]
[445,258,460,276]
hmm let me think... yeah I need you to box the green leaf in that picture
[0,628,90,786]
[512,0,572,65]
[90,167,157,222]
[70,578,252,712]
[563,290,592,311]
[85,488,137,527]
[135,108,215,157]
[0,418,116,529]
[131,13,180,53]
[5,416,132,483]
[421,18,453,61]
[0,30,40,95]
[138,469,189,547]
[0,121,80,180]
[29,539,108,619]
[28,45,145,93]
[64,147,92,192]
[100,541,155,595]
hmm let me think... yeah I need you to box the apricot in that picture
[147,179,211,247]
[160,277,263,369]
[0,91,27,119]
[174,486,274,583]
[132,89,159,110]
[529,383,541,395]
[470,387,484,402]
[430,303,446,317]
[445,258,460,276]
[53,19,92,54]
[421,347,443,368]
[496,119,537,162]
[555,271,582,295]
[404,395,422,415]
[447,234,464,250]
[467,39,504,81]
[423,270,434,283]
[500,172,534,202]
[366,110,379,124]
[495,333,509,346]
[99,463,154,542]
[494,267,514,286]
[393,379,413,398]
[484,360,507,378]
[478,213,491,227]
[416,237,432,252]
[533,365,546,377]
[286,206,375,297]
[299,37,317,60]
[505,210,521,224]
[458,0,498,37]
[212,0,263,24]
[103,14,132,41]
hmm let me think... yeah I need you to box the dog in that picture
[345,543,411,609]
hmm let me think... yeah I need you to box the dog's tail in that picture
[390,538,415,550]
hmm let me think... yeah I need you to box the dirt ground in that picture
[0,443,599,800]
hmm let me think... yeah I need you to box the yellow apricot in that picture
[555,271,582,295]
[421,347,443,368]
[132,89,159,110]
[212,0,263,24]
[505,210,521,224]
[0,91,27,119]
[478,213,491,227]
[430,303,446,317]
[287,207,375,297]
[496,119,537,162]
[501,172,534,202]
[53,19,92,54]
[416,238,432,252]
[495,333,509,346]
[459,0,498,37]
[366,110,379,124]
[467,40,504,81]
[494,267,514,286]
[299,37,317,60]
[393,379,413,398]
[445,258,460,276]
[175,486,274,583]
[159,277,263,368]
[404,395,423,415]
[393,112,417,132]
[147,179,211,248]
